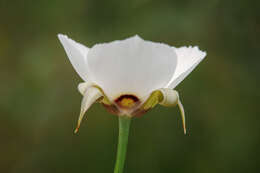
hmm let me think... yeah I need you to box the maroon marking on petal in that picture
[114,94,140,109]
[102,103,120,115]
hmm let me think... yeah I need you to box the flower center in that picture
[115,94,140,109]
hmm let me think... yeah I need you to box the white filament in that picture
[159,89,186,134]
[78,82,96,95]
[74,86,103,133]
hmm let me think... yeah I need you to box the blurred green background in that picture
[0,0,259,172]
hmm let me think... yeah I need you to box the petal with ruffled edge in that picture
[86,35,178,102]
[58,34,90,81]
[166,46,206,89]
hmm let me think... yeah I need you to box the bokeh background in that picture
[0,0,259,172]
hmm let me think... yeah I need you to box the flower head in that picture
[58,34,206,134]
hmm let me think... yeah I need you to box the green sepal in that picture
[93,85,112,105]
[141,90,163,110]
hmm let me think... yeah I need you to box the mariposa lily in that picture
[58,34,206,173]
[58,34,206,134]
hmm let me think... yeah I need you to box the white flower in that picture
[58,34,206,134]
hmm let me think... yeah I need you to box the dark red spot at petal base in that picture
[102,103,120,115]
[114,94,140,109]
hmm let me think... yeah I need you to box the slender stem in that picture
[114,116,131,173]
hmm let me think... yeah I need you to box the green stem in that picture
[114,116,131,173]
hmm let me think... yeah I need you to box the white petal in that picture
[166,46,206,89]
[58,34,90,81]
[86,35,177,101]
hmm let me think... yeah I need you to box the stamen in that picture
[177,99,186,135]
[158,89,186,134]
[74,86,103,133]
